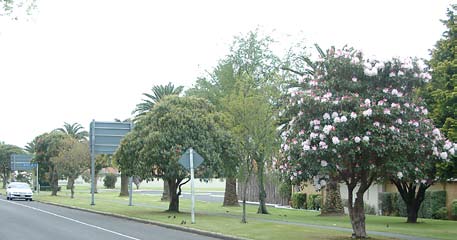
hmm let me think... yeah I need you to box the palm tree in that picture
[24,139,37,154]
[132,82,184,118]
[132,82,184,200]
[56,122,88,141]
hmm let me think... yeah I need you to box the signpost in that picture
[10,154,39,192]
[178,148,204,224]
[89,121,132,206]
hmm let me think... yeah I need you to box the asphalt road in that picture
[0,197,221,240]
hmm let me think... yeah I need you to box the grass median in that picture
[20,185,454,240]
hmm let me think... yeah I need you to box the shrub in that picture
[279,182,292,200]
[379,190,447,219]
[103,173,117,189]
[291,193,306,209]
[307,194,322,210]
[451,200,457,220]
[378,192,393,215]
[365,203,377,215]
[432,207,448,220]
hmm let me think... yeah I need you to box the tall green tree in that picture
[51,138,90,198]
[132,82,184,200]
[33,132,69,196]
[425,4,457,142]
[56,122,88,141]
[116,96,230,212]
[187,30,282,210]
[0,142,24,188]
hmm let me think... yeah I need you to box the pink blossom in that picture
[332,112,339,119]
[354,136,361,143]
[321,160,328,167]
[440,152,448,160]
[340,116,348,122]
[332,137,340,145]
[362,108,372,117]
[350,112,357,119]
[373,122,380,127]
[323,113,330,120]
[383,108,391,115]
[364,99,371,106]
[352,77,357,82]
[389,72,396,77]
[397,172,403,179]
[363,136,370,142]
[299,130,305,136]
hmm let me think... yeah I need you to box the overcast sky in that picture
[0,0,454,148]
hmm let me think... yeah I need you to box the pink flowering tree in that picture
[279,46,455,237]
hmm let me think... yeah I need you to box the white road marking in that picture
[0,199,141,240]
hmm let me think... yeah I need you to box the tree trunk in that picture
[2,174,8,189]
[241,177,249,223]
[392,180,428,223]
[161,180,170,201]
[167,179,179,212]
[51,167,59,196]
[321,177,344,216]
[66,177,74,190]
[257,162,268,214]
[223,177,239,206]
[69,177,75,198]
[347,184,368,238]
[119,173,129,197]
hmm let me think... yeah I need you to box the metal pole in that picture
[190,148,195,224]
[129,176,133,206]
[91,120,95,206]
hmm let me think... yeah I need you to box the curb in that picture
[35,200,247,240]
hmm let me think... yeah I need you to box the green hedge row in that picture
[291,193,322,210]
[379,190,446,219]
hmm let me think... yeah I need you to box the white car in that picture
[6,182,33,201]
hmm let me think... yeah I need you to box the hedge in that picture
[103,173,117,189]
[291,193,307,209]
[378,190,446,219]
[307,194,322,210]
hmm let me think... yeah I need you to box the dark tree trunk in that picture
[321,177,344,216]
[66,177,74,190]
[347,176,372,239]
[167,179,180,212]
[392,179,429,223]
[161,180,170,201]
[69,177,75,198]
[119,173,129,197]
[2,174,8,189]
[51,167,59,196]
[223,177,239,206]
[257,162,268,214]
[241,176,249,223]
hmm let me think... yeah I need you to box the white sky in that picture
[0,0,454,148]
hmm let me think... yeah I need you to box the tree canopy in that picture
[280,46,454,237]
[115,96,233,212]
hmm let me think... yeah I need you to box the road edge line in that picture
[35,200,248,240]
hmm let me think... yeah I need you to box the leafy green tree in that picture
[56,122,88,141]
[51,138,90,198]
[280,46,450,237]
[187,30,282,210]
[115,96,230,212]
[425,5,457,142]
[0,142,24,188]
[132,82,184,200]
[224,74,278,222]
[33,131,69,196]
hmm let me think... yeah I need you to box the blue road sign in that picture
[10,154,35,171]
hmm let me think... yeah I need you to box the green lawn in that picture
[25,185,457,240]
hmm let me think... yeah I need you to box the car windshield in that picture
[10,183,29,189]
